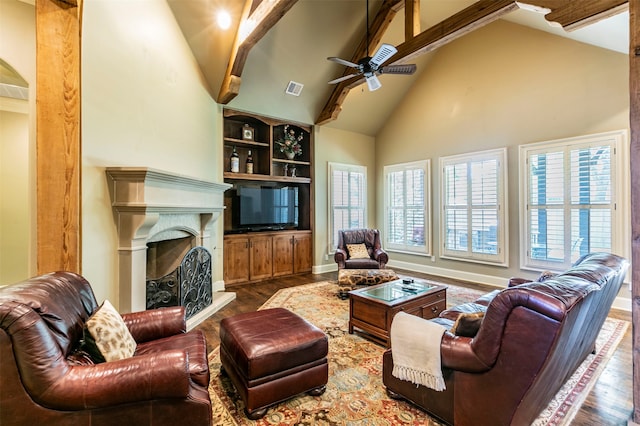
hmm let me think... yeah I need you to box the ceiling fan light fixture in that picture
[325,0,415,91]
[366,75,381,91]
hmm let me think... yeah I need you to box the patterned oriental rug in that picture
[208,281,629,426]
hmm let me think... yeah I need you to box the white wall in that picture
[0,110,29,284]
[374,20,629,284]
[0,0,36,285]
[312,126,377,271]
[81,0,223,308]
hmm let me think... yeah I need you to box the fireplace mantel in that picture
[106,167,233,327]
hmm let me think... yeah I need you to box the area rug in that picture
[208,280,629,425]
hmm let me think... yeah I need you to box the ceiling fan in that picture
[327,0,417,91]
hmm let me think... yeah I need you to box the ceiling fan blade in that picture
[328,73,360,84]
[380,64,417,75]
[369,43,397,68]
[365,74,381,91]
[327,57,359,69]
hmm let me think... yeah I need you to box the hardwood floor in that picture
[195,269,633,425]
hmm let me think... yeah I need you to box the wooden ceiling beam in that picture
[317,0,404,125]
[217,0,298,104]
[317,0,628,126]
[317,0,518,126]
[389,0,519,64]
[405,0,420,41]
[518,0,628,30]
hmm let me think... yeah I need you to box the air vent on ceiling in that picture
[285,81,303,96]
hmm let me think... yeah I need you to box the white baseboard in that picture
[313,263,338,274]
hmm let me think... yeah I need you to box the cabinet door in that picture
[249,235,273,281]
[293,232,312,273]
[272,234,294,277]
[223,236,250,284]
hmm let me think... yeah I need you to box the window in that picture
[520,130,626,270]
[328,162,367,251]
[441,148,508,265]
[384,160,431,255]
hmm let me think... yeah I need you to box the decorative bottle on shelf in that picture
[246,150,254,174]
[230,146,239,173]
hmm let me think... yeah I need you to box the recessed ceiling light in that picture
[217,10,231,30]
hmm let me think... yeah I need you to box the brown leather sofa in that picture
[334,228,389,269]
[382,252,628,426]
[0,271,212,425]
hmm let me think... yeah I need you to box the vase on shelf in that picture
[285,151,296,160]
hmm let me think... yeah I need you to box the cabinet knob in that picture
[431,306,439,313]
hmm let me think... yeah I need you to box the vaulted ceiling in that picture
[168,0,629,136]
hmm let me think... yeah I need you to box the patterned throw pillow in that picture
[82,300,137,363]
[451,312,485,337]
[347,243,370,259]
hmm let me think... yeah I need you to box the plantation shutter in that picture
[330,164,366,250]
[526,143,613,267]
[441,149,506,264]
[385,161,429,254]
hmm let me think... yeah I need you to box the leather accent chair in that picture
[382,252,628,426]
[334,228,388,269]
[0,271,212,426]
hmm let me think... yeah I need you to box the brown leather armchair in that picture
[0,271,212,425]
[334,228,388,269]
[382,252,628,425]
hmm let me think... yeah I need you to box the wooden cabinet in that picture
[293,232,312,273]
[223,236,250,285]
[223,234,273,285]
[272,234,294,277]
[248,235,273,281]
[222,108,314,285]
[272,231,312,277]
[224,231,311,286]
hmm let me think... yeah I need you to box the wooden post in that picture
[631,0,640,423]
[36,0,82,274]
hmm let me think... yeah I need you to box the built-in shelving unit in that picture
[222,108,314,286]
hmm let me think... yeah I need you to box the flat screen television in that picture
[232,184,299,231]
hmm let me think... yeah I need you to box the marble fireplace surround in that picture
[105,167,234,329]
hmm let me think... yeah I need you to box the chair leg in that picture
[386,388,403,400]
[245,406,268,420]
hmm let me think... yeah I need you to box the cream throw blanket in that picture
[390,312,447,391]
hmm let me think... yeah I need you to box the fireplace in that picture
[146,238,213,319]
[106,167,233,329]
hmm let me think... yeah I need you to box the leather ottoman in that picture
[337,268,398,299]
[219,308,329,419]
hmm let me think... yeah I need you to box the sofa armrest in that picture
[36,350,192,410]
[334,248,347,268]
[439,332,491,373]
[122,306,186,343]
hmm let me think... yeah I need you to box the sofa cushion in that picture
[83,300,137,363]
[451,312,485,337]
[347,243,370,259]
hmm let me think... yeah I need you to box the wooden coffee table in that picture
[348,278,447,347]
